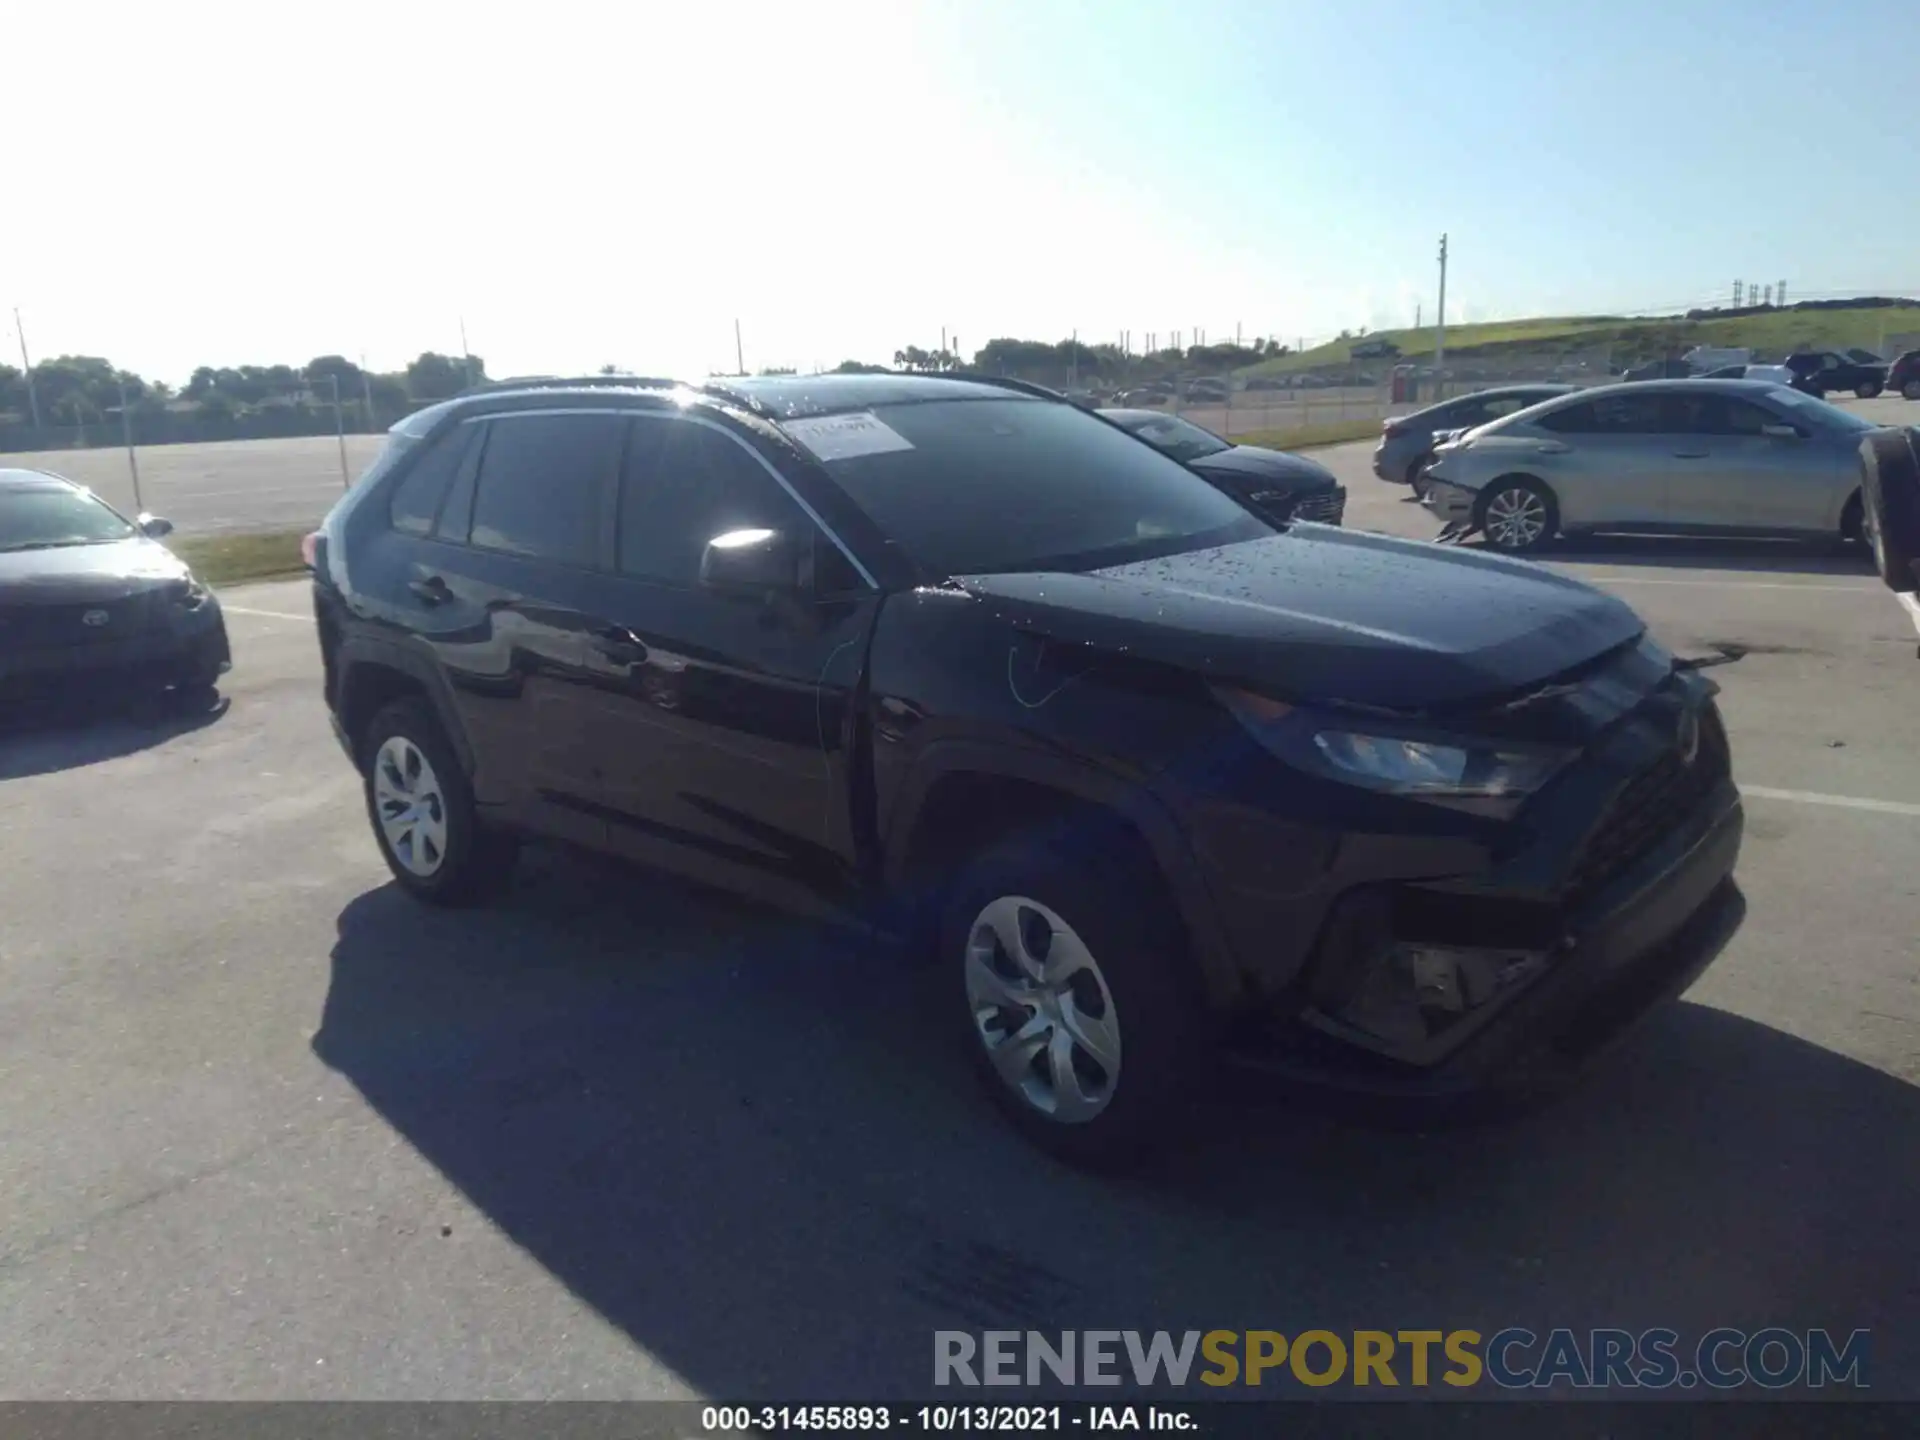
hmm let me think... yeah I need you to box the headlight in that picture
[170,576,211,610]
[1215,686,1572,807]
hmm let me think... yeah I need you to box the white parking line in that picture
[223,606,308,622]
[1743,785,1920,818]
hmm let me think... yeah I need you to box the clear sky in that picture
[7,0,1915,384]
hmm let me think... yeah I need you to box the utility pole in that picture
[330,376,350,488]
[1416,301,1422,330]
[14,307,41,429]
[734,319,745,376]
[360,353,376,433]
[117,377,143,513]
[458,317,476,387]
[1434,233,1449,401]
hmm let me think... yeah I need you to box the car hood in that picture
[955,529,1645,710]
[0,537,190,604]
[1189,446,1337,490]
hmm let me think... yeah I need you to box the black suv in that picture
[309,374,1744,1164]
[1784,350,1886,399]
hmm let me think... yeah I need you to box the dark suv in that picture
[309,374,1744,1164]
[1784,350,1886,399]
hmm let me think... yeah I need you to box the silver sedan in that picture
[1419,379,1884,553]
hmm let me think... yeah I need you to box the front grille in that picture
[1288,488,1347,525]
[1566,706,1729,904]
[0,594,162,649]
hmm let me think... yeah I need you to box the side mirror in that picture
[138,513,174,538]
[698,528,805,594]
[1759,424,1800,440]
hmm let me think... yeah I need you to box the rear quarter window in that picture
[386,427,475,536]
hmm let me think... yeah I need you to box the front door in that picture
[1667,392,1822,532]
[573,413,880,911]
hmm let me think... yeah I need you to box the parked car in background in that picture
[1419,379,1884,554]
[1100,408,1346,525]
[1884,349,1920,401]
[1783,350,1885,399]
[1116,386,1171,407]
[1373,384,1576,495]
[1683,346,1752,372]
[309,372,1744,1164]
[0,469,229,708]
[1622,358,1696,382]
[1698,363,1796,387]
[1183,378,1231,404]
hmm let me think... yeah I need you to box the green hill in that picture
[1245,303,1920,377]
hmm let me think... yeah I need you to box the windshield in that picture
[0,483,138,552]
[1768,389,1882,434]
[1114,413,1233,463]
[789,398,1267,575]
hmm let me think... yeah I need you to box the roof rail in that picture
[455,374,685,398]
[930,370,1070,403]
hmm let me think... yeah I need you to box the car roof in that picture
[721,372,1037,419]
[1098,408,1176,424]
[0,467,73,490]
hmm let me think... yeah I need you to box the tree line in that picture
[0,352,488,453]
[0,334,1297,454]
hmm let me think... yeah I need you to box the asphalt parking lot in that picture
[1,430,1917,1400]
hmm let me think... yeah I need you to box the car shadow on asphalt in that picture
[312,853,1920,1400]
[0,688,229,781]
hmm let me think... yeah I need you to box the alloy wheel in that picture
[372,735,450,877]
[1484,487,1548,549]
[964,895,1122,1124]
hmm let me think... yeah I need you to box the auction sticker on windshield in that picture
[785,411,916,462]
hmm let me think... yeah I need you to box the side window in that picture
[618,418,813,588]
[468,413,626,566]
[1703,398,1775,436]
[387,427,472,536]
[1480,395,1530,419]
[434,424,484,543]
[1588,393,1678,433]
[1536,401,1597,434]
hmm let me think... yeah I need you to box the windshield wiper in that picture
[0,538,101,553]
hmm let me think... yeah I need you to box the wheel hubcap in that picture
[965,895,1121,1124]
[1484,488,1547,548]
[372,736,449,877]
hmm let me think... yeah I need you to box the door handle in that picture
[408,575,451,604]
[1534,442,1570,455]
[592,624,650,662]
[1673,451,1709,459]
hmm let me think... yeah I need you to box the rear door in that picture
[1527,392,1674,528]
[572,412,881,912]
[411,409,626,833]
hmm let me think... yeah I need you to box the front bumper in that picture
[1420,476,1479,527]
[0,603,230,700]
[1225,797,1744,1101]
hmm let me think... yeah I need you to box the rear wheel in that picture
[362,697,519,906]
[1901,379,1920,401]
[944,830,1205,1168]
[1477,477,1559,554]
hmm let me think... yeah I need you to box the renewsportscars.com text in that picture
[934,1328,1870,1391]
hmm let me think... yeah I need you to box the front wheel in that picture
[1477,477,1559,554]
[1856,381,1884,400]
[1901,379,1920,401]
[944,831,1205,1168]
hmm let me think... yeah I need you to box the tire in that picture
[1475,476,1559,554]
[361,696,519,906]
[1901,379,1920,401]
[1407,454,1435,499]
[1856,381,1883,400]
[1859,429,1920,593]
[941,826,1206,1168]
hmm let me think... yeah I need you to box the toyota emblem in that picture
[81,609,111,628]
[1677,709,1701,766]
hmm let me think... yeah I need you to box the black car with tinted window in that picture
[308,373,1744,1165]
[0,468,229,708]
[1099,408,1346,524]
